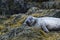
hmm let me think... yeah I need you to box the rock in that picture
[0,0,41,16]
[52,10,60,18]
[40,1,60,9]
[26,7,40,15]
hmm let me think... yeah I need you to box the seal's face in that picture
[25,16,36,26]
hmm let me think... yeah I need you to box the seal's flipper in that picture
[41,24,49,33]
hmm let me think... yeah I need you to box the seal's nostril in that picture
[26,21,31,26]
[26,21,29,24]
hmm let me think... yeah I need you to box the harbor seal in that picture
[23,16,60,32]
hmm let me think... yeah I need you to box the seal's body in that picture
[24,16,60,32]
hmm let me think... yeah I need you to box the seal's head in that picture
[24,16,36,26]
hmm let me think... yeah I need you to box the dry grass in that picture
[11,27,60,40]
[1,10,60,40]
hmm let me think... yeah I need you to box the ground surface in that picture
[0,9,60,40]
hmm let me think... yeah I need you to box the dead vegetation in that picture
[0,9,60,40]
